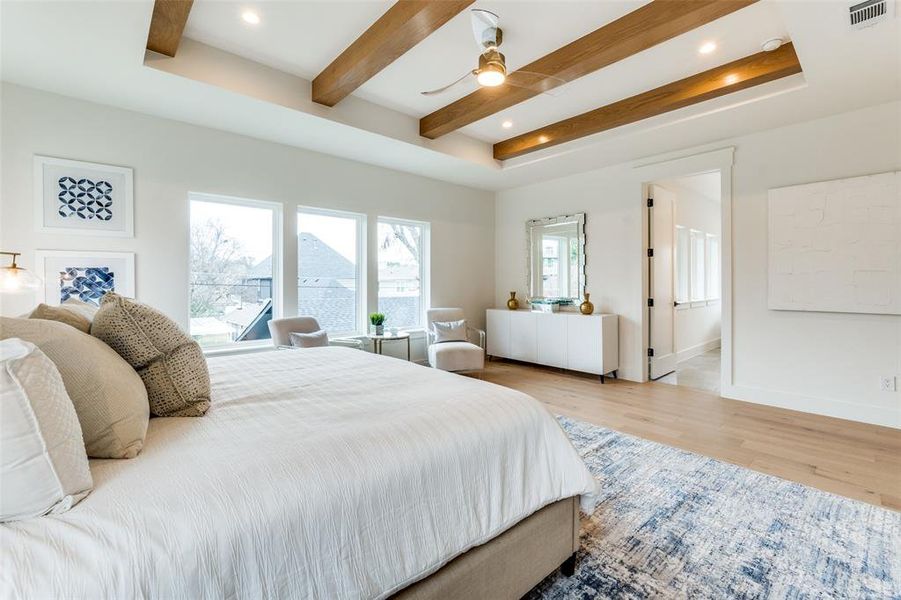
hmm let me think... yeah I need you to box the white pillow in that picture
[290,330,329,348]
[432,319,467,343]
[0,338,93,522]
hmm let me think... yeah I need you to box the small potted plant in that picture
[369,312,386,335]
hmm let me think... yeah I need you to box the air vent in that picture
[849,0,892,29]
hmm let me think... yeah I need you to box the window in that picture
[706,234,721,300]
[690,229,705,301]
[378,218,428,329]
[189,194,280,349]
[298,208,364,334]
[675,226,690,303]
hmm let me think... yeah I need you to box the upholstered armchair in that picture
[267,317,363,350]
[426,308,485,373]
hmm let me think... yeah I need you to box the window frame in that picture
[187,191,284,351]
[376,216,430,331]
[297,205,367,336]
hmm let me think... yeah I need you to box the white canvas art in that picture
[35,250,135,307]
[34,156,134,237]
[768,171,900,315]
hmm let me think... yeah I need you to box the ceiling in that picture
[1,1,899,191]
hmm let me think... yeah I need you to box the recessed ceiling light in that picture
[698,41,717,55]
[761,38,783,52]
[502,120,513,129]
[242,10,260,25]
[724,73,739,85]
[538,135,549,143]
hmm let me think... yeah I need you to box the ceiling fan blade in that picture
[470,8,500,50]
[505,70,569,97]
[421,71,476,96]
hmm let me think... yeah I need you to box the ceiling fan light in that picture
[477,69,506,87]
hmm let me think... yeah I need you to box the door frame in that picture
[635,147,734,395]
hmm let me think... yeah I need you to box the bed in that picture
[1,347,598,599]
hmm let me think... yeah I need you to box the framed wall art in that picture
[34,155,134,237]
[35,250,135,306]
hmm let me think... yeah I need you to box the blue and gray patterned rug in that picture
[530,416,900,599]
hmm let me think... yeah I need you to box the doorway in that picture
[647,172,723,394]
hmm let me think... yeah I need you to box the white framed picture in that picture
[35,250,135,306]
[34,155,134,237]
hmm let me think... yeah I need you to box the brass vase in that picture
[506,291,520,310]
[579,293,594,315]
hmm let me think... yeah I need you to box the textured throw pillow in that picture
[289,330,329,348]
[28,302,93,333]
[91,293,210,417]
[432,319,467,343]
[1,339,93,522]
[0,318,148,459]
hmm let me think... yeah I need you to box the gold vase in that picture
[579,292,594,315]
[506,291,520,310]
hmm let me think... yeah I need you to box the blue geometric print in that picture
[59,267,115,306]
[57,176,113,221]
[528,416,901,599]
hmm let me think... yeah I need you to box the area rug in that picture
[529,416,900,599]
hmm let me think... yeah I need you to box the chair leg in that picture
[561,553,577,577]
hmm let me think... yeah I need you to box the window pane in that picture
[675,226,690,303]
[378,221,423,329]
[706,235,720,299]
[298,211,360,333]
[190,199,274,348]
[541,236,561,298]
[690,230,705,301]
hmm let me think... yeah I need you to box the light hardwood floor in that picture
[479,359,901,510]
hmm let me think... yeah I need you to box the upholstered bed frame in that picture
[393,496,579,599]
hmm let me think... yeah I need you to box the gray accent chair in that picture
[426,308,485,373]
[268,317,363,350]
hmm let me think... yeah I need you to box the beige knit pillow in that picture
[91,294,210,417]
[0,317,149,459]
[28,303,92,333]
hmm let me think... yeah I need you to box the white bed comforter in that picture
[1,347,598,599]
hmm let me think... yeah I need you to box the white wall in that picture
[497,101,901,428]
[0,84,496,344]
[659,176,722,361]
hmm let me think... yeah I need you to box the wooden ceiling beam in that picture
[420,0,760,139]
[493,42,802,160]
[146,0,194,57]
[313,0,474,107]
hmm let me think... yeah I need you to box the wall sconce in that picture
[0,252,42,293]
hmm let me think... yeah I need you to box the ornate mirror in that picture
[526,213,586,301]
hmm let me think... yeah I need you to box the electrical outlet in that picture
[881,376,897,392]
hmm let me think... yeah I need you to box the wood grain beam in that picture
[313,0,474,107]
[420,0,759,139]
[146,0,194,57]
[493,42,801,160]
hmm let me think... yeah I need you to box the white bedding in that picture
[1,347,598,599]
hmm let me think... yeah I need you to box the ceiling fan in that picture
[421,9,567,97]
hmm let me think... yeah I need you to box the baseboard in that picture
[721,383,900,429]
[676,338,721,363]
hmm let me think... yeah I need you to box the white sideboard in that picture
[486,309,619,380]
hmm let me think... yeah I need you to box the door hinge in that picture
[647,298,654,307]
[648,348,655,357]
[647,198,654,208]
[647,248,654,257]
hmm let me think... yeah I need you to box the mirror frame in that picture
[526,213,586,302]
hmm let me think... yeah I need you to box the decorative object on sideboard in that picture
[34,156,134,237]
[529,297,573,313]
[0,252,42,293]
[35,250,135,307]
[369,312,386,335]
[506,291,519,310]
[579,292,595,315]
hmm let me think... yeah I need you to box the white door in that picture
[649,185,677,379]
